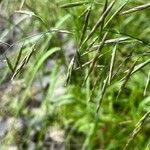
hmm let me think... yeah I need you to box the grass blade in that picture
[96,76,108,114]
[83,32,108,85]
[5,55,14,73]
[104,0,129,28]
[116,59,138,100]
[14,43,24,71]
[123,110,150,150]
[143,70,150,96]
[60,1,89,8]
[81,0,115,46]
[12,45,35,80]
[66,56,75,85]
[120,3,150,15]
[79,6,92,46]
[108,44,117,85]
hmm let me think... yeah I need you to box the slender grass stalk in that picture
[60,1,90,8]
[108,44,117,85]
[79,6,92,46]
[96,76,108,114]
[120,3,150,15]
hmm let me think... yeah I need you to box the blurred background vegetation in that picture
[0,0,150,149]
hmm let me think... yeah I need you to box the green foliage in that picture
[0,0,150,149]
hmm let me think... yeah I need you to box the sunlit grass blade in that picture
[120,3,150,15]
[108,44,117,85]
[79,7,90,18]
[60,1,89,8]
[81,0,115,46]
[66,56,75,85]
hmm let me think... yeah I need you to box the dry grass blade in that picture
[15,10,48,28]
[104,0,129,28]
[81,0,115,46]
[108,44,117,85]
[79,6,92,46]
[96,76,108,114]
[83,32,108,85]
[116,59,138,100]
[15,10,34,16]
[81,37,130,57]
[48,28,72,34]
[143,70,150,96]
[120,3,150,15]
[123,110,150,150]
[93,37,130,48]
[12,45,35,80]
[60,1,89,8]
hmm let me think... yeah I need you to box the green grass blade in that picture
[60,1,90,8]
[108,44,117,85]
[5,55,14,73]
[81,0,115,46]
